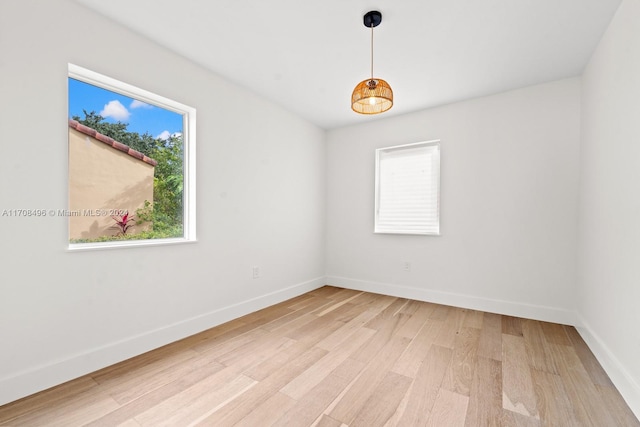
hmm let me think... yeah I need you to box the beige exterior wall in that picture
[68,128,154,240]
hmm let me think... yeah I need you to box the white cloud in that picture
[156,130,171,140]
[130,99,152,109]
[100,100,130,121]
[156,130,183,140]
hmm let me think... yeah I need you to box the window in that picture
[67,64,196,250]
[375,140,440,235]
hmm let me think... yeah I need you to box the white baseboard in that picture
[575,317,640,421]
[0,277,325,407]
[327,275,640,420]
[6,277,637,422]
[326,276,578,325]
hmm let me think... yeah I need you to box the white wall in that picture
[326,78,581,323]
[578,0,640,417]
[0,0,325,405]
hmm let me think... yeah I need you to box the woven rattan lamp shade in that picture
[351,11,393,115]
[351,78,393,114]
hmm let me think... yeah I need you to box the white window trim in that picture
[67,64,196,251]
[374,140,441,236]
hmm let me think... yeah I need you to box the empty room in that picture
[0,0,639,425]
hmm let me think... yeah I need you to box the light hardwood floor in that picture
[1,286,638,426]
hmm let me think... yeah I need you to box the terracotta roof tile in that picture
[111,140,130,153]
[68,119,158,167]
[128,150,144,161]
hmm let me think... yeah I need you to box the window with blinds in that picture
[375,140,440,235]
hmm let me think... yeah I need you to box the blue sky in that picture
[68,78,183,140]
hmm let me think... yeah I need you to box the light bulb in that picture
[369,96,377,105]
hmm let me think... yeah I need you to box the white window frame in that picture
[67,64,196,251]
[374,140,440,235]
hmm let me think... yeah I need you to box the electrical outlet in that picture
[403,261,411,272]
[252,266,260,279]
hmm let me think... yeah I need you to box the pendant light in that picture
[351,10,393,114]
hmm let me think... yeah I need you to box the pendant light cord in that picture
[370,24,374,82]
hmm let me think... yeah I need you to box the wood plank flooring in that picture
[1,286,638,426]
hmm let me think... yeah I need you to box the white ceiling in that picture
[75,0,621,130]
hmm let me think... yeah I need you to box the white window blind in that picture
[375,141,440,235]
